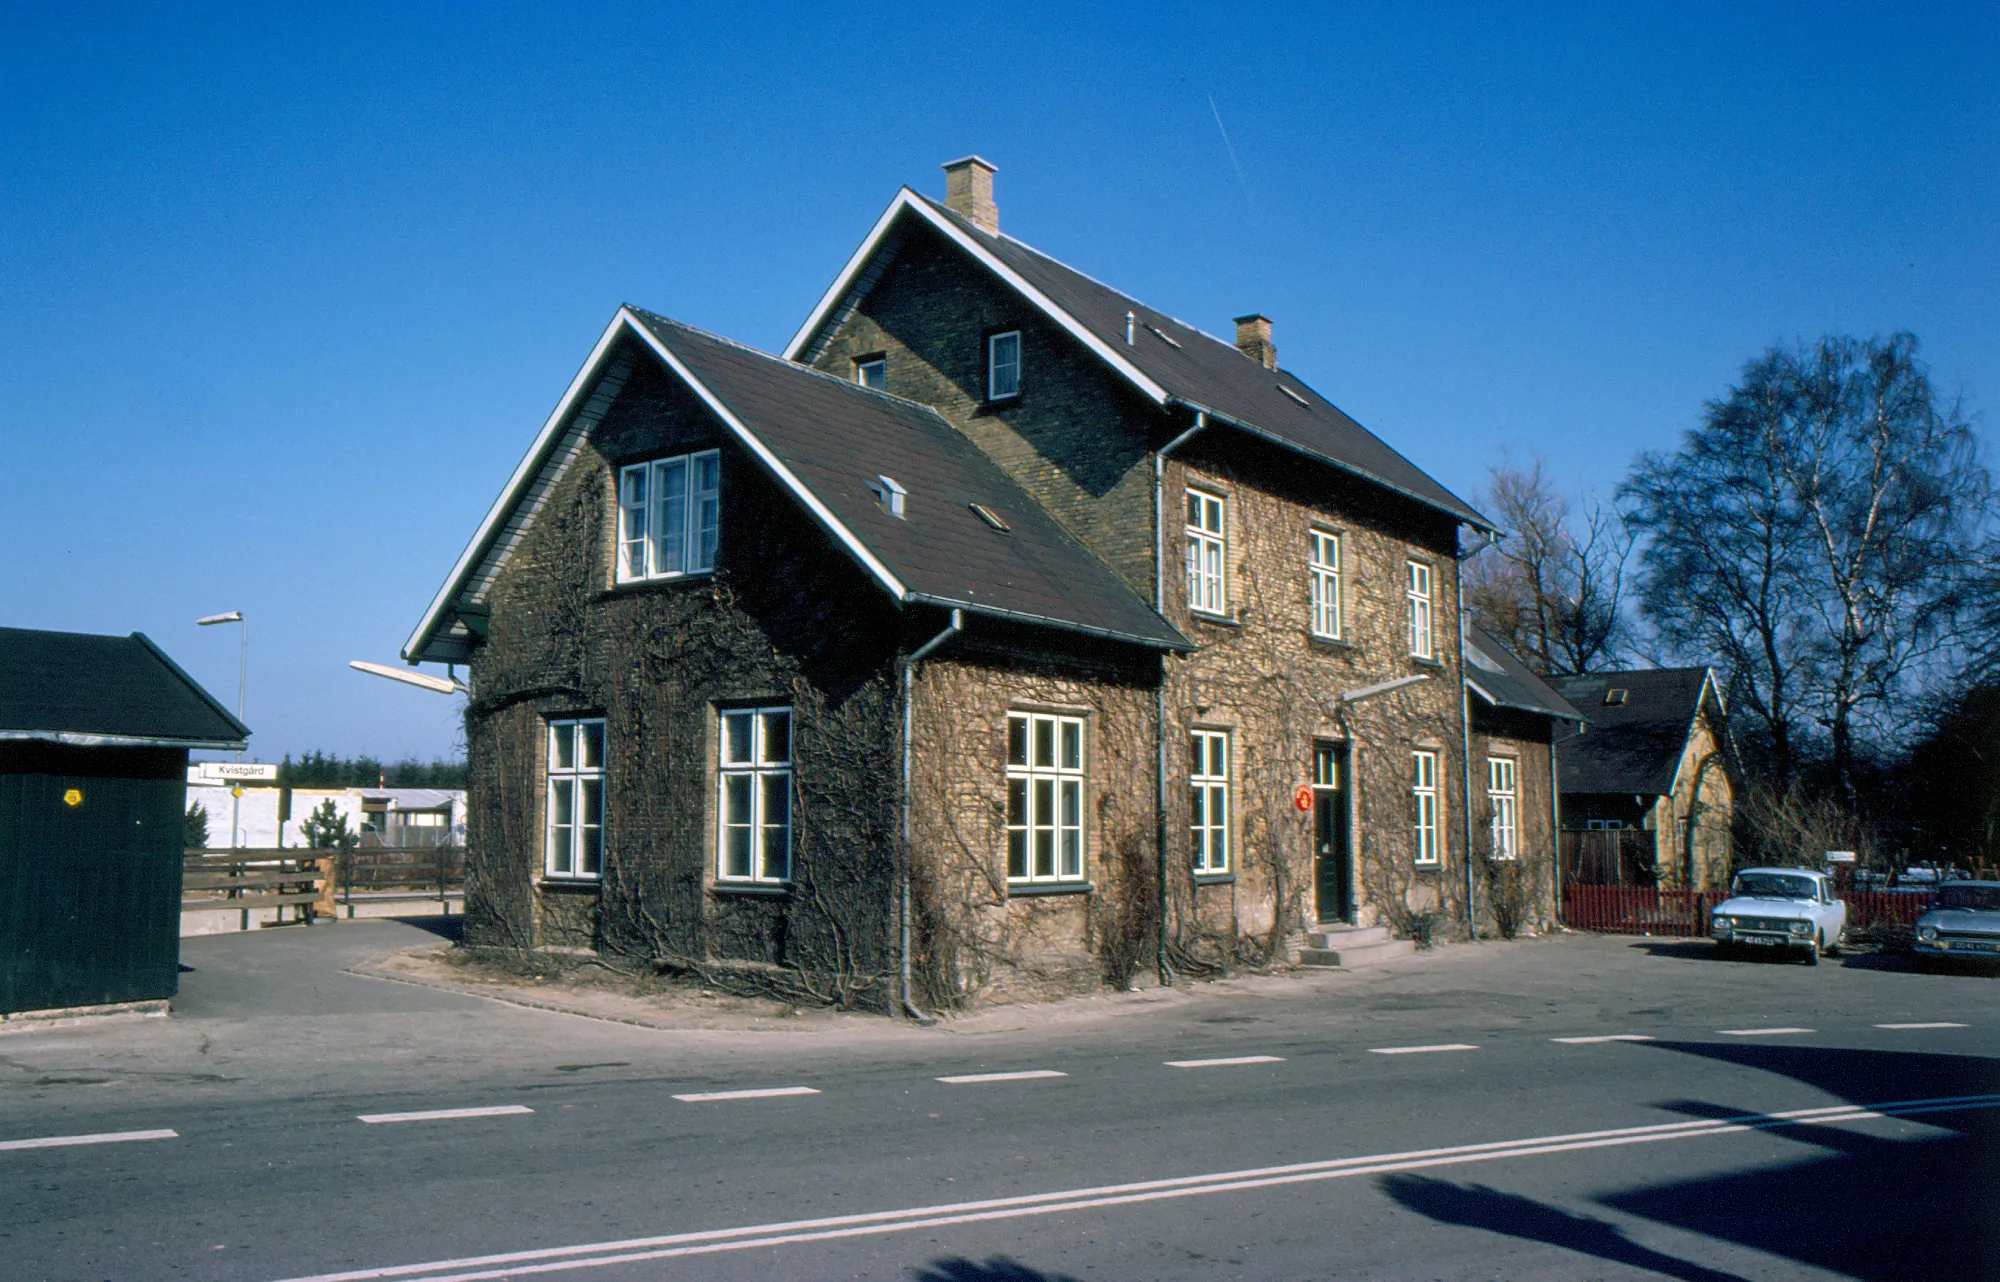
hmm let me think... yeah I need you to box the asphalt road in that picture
[2,921,1994,1281]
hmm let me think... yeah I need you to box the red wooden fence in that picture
[1560,884,1934,937]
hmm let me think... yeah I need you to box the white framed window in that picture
[1005,712,1085,883]
[1185,489,1226,616]
[1190,729,1231,874]
[717,707,792,884]
[1406,560,1434,659]
[1488,757,1518,860]
[987,331,1020,400]
[617,450,720,583]
[545,718,604,879]
[1310,530,1342,639]
[855,355,885,390]
[1412,749,1439,866]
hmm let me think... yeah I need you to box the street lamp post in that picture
[198,611,247,845]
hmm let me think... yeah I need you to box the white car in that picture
[1709,867,1848,964]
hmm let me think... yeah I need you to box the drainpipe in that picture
[1153,412,1206,988]
[1456,593,1476,938]
[900,608,962,1022]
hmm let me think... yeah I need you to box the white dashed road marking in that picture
[1876,1022,1968,1030]
[357,1106,534,1125]
[936,1070,1068,1085]
[1716,1028,1815,1037]
[672,1087,820,1103]
[266,1092,2000,1282]
[1369,1043,1478,1055]
[0,1128,178,1152]
[1551,1035,1656,1045]
[1165,1056,1286,1068]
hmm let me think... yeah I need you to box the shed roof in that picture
[1551,667,1717,796]
[787,189,1490,530]
[0,628,250,750]
[404,308,1190,662]
[1463,627,1583,723]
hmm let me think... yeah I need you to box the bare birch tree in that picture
[1624,333,1995,795]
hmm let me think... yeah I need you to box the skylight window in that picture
[970,503,1011,532]
[1604,689,1629,705]
[1278,385,1310,407]
[1144,323,1182,349]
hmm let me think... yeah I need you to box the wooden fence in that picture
[331,844,465,915]
[1560,883,1936,937]
[182,851,334,926]
[182,846,465,926]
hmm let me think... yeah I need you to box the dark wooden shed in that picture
[1,627,248,1017]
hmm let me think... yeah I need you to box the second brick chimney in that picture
[943,156,998,234]
[1233,313,1277,369]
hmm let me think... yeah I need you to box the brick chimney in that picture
[1233,313,1276,369]
[942,156,998,234]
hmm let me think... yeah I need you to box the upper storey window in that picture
[855,355,886,390]
[987,331,1021,400]
[1406,559,1435,659]
[1309,530,1342,640]
[1185,489,1226,616]
[618,450,720,583]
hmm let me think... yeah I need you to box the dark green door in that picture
[1313,743,1351,924]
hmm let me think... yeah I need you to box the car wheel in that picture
[1802,939,1819,965]
[1826,929,1844,957]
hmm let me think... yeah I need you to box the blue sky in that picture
[3,4,1994,764]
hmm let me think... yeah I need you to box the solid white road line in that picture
[0,1128,178,1153]
[1876,1022,1969,1030]
[357,1106,534,1125]
[1551,1035,1656,1045]
[1165,1056,1286,1068]
[266,1091,2000,1282]
[935,1070,1068,1084]
[1368,1043,1478,1055]
[1716,1027,1815,1036]
[671,1087,819,1103]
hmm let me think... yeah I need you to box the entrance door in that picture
[1313,743,1352,924]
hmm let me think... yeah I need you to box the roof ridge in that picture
[626,305,962,424]
[913,193,1223,345]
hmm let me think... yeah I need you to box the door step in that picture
[1297,923,1415,969]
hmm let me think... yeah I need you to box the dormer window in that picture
[870,475,907,519]
[855,355,885,390]
[987,331,1021,401]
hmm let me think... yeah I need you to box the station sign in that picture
[198,762,279,782]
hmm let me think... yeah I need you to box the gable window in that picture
[1487,757,1518,860]
[987,331,1021,400]
[1185,489,1227,616]
[855,355,886,390]
[1406,560,1434,659]
[1309,530,1342,639]
[1190,729,1231,874]
[617,450,721,583]
[546,719,604,879]
[1005,712,1084,884]
[718,707,791,884]
[1412,749,1439,866]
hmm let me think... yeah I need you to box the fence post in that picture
[315,852,337,923]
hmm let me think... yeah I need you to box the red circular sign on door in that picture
[1293,784,1313,812]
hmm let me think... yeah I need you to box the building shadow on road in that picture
[1378,1175,1748,1281]
[909,1257,1082,1282]
[1380,1040,1999,1280]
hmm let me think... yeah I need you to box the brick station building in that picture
[405,159,1572,1010]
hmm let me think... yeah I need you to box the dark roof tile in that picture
[629,310,1189,651]
[0,628,250,747]
[915,195,1490,529]
[1551,667,1714,796]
